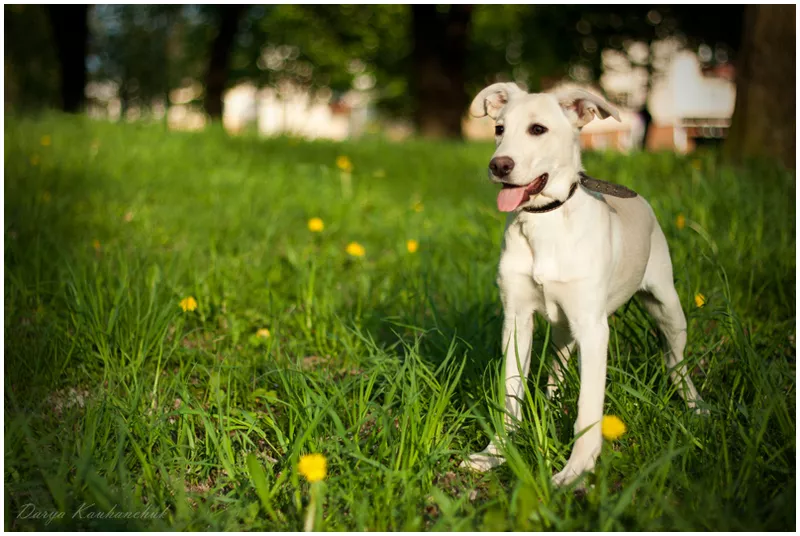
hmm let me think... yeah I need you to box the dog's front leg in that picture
[552,314,609,487]
[499,311,535,428]
[461,283,536,472]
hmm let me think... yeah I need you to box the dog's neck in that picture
[522,164,582,213]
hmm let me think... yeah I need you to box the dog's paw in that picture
[460,451,506,472]
[687,399,709,416]
[546,377,559,400]
[552,457,595,487]
[460,442,505,472]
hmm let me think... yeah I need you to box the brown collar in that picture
[522,172,637,214]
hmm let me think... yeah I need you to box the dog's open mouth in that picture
[497,173,549,212]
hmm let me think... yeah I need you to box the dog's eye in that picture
[528,124,548,136]
[494,125,504,136]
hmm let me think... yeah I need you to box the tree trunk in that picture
[641,41,654,150]
[724,5,795,168]
[46,5,89,113]
[411,5,472,139]
[204,5,246,120]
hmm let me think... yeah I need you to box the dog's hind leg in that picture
[547,323,576,399]
[639,230,704,412]
[638,288,704,411]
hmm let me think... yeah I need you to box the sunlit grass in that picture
[4,114,795,530]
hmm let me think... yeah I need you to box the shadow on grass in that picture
[5,159,115,396]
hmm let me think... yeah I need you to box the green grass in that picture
[4,113,795,530]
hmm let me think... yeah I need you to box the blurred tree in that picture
[233,5,577,134]
[4,5,60,111]
[467,6,578,94]
[204,5,246,119]
[17,2,779,155]
[90,5,191,119]
[724,5,795,169]
[46,5,89,113]
[411,5,472,138]
[230,6,411,113]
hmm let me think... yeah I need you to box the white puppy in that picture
[461,82,703,486]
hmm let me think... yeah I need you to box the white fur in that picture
[461,83,703,486]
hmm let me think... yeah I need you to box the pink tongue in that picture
[497,186,530,212]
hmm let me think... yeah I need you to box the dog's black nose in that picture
[489,156,515,178]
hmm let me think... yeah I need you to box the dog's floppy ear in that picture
[469,82,524,119]
[555,88,620,128]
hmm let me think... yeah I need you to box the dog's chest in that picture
[518,216,593,285]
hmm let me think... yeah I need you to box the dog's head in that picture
[470,83,620,212]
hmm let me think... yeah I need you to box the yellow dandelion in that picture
[308,217,324,232]
[336,155,353,173]
[256,328,271,339]
[180,296,198,312]
[406,239,419,253]
[412,201,424,213]
[30,155,40,166]
[695,293,706,308]
[346,242,365,257]
[676,214,686,230]
[40,135,51,147]
[298,453,327,483]
[92,239,101,251]
[601,415,627,441]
